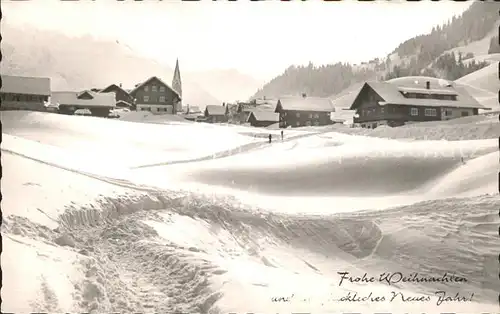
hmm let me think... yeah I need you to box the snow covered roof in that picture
[205,105,227,116]
[247,111,279,123]
[277,96,335,112]
[51,91,116,108]
[350,80,485,110]
[1,74,51,96]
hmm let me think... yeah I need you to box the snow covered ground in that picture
[2,110,499,313]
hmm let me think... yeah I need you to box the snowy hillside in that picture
[2,110,499,313]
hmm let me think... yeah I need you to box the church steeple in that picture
[172,58,183,113]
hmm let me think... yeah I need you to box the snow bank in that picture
[331,115,500,141]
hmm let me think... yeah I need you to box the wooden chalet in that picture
[0,74,51,111]
[349,77,486,128]
[99,83,136,110]
[204,104,229,123]
[274,94,335,128]
[129,76,181,114]
[51,90,116,117]
[247,111,279,127]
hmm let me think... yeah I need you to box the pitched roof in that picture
[247,111,279,123]
[129,76,180,99]
[51,91,116,108]
[277,96,335,112]
[205,105,226,116]
[76,90,95,99]
[350,80,485,110]
[1,74,51,96]
[100,83,132,96]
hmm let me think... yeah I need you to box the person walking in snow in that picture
[268,133,272,143]
[281,130,284,141]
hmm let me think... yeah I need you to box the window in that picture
[424,108,437,116]
[410,108,418,116]
[143,96,149,102]
[152,85,157,92]
[296,112,300,118]
[313,113,319,119]
[308,113,313,119]
[144,86,149,92]
[159,86,166,92]
[296,121,300,126]
[159,96,166,102]
[380,107,385,114]
[445,109,452,116]
[461,111,469,117]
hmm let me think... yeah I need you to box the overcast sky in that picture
[4,0,471,81]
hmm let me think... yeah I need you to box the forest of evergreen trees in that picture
[253,2,500,100]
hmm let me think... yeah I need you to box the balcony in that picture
[354,113,408,123]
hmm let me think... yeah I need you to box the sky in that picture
[4,0,472,81]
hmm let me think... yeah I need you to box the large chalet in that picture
[349,77,486,128]
[129,76,181,114]
[274,94,335,128]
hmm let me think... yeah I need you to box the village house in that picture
[236,98,277,124]
[0,74,51,111]
[129,76,181,114]
[99,83,135,110]
[51,90,116,117]
[348,77,486,128]
[204,104,229,123]
[274,94,335,128]
[247,110,279,127]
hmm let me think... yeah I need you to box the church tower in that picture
[172,59,183,114]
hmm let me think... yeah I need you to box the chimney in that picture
[119,83,122,88]
[302,93,307,98]
[426,81,430,89]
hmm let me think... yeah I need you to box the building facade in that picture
[0,75,51,111]
[130,76,181,114]
[349,78,484,128]
[274,95,334,128]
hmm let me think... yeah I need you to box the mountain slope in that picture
[253,1,500,101]
[454,61,499,110]
[187,69,263,103]
[1,22,222,107]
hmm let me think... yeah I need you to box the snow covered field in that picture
[2,110,499,313]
